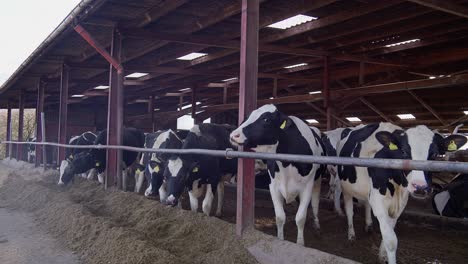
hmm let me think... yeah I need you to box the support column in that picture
[6,101,12,158]
[236,0,259,237]
[35,80,45,167]
[57,64,69,165]
[148,95,155,132]
[273,78,278,98]
[17,90,25,160]
[323,56,334,130]
[191,85,198,124]
[106,28,124,190]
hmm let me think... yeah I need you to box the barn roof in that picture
[1,0,468,131]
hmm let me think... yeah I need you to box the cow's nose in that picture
[412,183,429,195]
[232,133,240,139]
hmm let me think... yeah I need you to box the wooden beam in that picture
[407,90,447,125]
[126,0,188,28]
[17,90,25,160]
[333,74,468,98]
[6,101,12,158]
[262,0,403,43]
[359,97,393,122]
[407,0,468,19]
[35,80,45,167]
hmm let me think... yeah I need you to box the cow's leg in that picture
[188,190,199,212]
[343,191,356,241]
[122,163,128,192]
[158,182,168,202]
[97,170,105,184]
[365,201,373,232]
[269,182,286,240]
[87,168,96,181]
[296,183,314,246]
[202,184,215,216]
[334,177,344,216]
[369,194,398,264]
[311,177,321,230]
[215,181,225,217]
[134,170,145,193]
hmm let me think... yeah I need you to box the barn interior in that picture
[1,1,468,263]
[1,0,468,139]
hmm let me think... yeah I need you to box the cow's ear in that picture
[376,131,399,150]
[444,135,467,152]
[279,115,292,130]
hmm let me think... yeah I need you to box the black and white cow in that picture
[322,127,347,216]
[230,104,326,246]
[336,123,449,264]
[164,123,237,217]
[142,130,183,201]
[58,128,145,187]
[134,132,161,193]
[58,131,97,184]
[27,137,37,163]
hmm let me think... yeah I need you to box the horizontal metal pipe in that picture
[2,140,468,173]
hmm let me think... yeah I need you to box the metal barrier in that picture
[1,140,468,173]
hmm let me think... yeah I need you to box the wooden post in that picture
[273,78,278,98]
[17,90,25,160]
[323,56,334,130]
[6,101,12,158]
[35,80,45,167]
[57,64,69,165]
[223,84,228,104]
[191,85,197,123]
[149,95,155,132]
[236,0,259,237]
[106,28,124,190]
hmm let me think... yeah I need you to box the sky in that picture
[0,0,81,87]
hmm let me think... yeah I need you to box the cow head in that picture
[145,160,165,198]
[403,126,445,198]
[163,156,199,206]
[58,152,94,185]
[230,104,291,152]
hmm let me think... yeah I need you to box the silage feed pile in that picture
[0,160,261,264]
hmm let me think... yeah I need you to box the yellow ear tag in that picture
[154,165,160,173]
[448,140,457,151]
[192,167,199,173]
[136,168,141,174]
[96,162,100,167]
[280,120,287,129]
[389,142,398,151]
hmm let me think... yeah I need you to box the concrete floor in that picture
[0,208,80,264]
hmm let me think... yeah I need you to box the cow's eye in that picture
[263,118,270,123]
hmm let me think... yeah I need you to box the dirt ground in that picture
[217,187,468,264]
[1,159,467,264]
[0,208,81,264]
[0,160,263,264]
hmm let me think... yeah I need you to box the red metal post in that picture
[17,90,25,160]
[236,0,259,237]
[106,28,124,190]
[6,101,12,158]
[35,80,45,167]
[57,64,69,165]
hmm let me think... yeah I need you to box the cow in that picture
[134,132,161,193]
[229,104,326,246]
[141,130,183,201]
[336,123,452,264]
[27,137,37,163]
[58,128,145,188]
[432,173,468,218]
[58,131,97,184]
[164,123,237,217]
[322,128,347,216]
